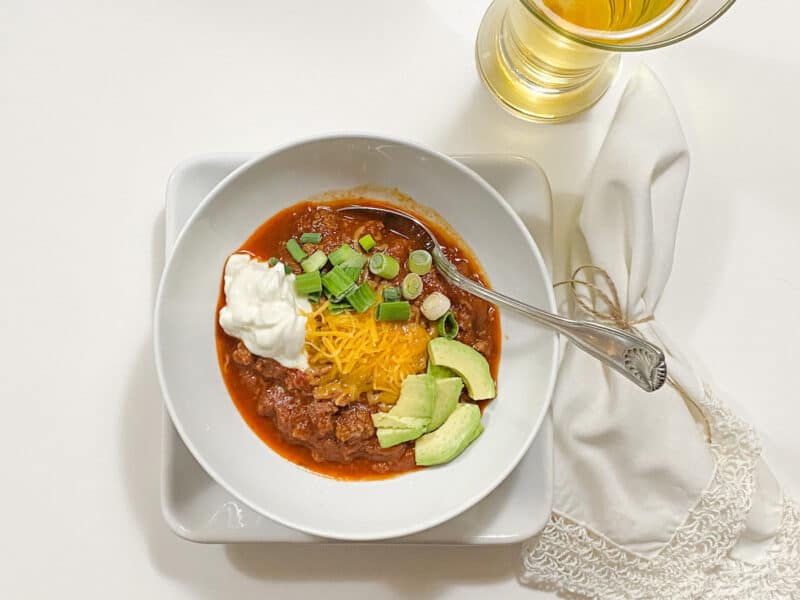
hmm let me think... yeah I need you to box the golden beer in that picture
[476,0,732,122]
[538,0,684,31]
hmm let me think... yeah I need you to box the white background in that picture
[2,1,798,598]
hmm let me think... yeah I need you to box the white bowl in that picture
[154,134,558,541]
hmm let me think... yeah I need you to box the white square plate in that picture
[161,153,554,544]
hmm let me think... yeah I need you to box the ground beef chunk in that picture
[334,405,375,443]
[284,369,310,395]
[256,384,287,418]
[472,339,491,355]
[253,356,286,381]
[368,444,416,473]
[232,342,253,366]
[308,401,336,437]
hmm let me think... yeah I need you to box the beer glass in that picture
[476,0,736,122]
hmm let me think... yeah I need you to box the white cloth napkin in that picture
[520,67,800,599]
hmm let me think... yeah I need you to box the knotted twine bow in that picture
[554,265,654,332]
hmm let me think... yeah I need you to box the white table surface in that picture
[2,1,798,598]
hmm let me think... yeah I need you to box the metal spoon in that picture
[338,204,667,392]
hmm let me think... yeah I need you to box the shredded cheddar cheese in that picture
[305,300,432,405]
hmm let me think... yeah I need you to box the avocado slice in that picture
[373,374,436,448]
[427,362,457,380]
[388,374,435,421]
[427,377,463,432]
[414,403,482,466]
[377,424,426,448]
[427,338,496,400]
[371,413,429,430]
[466,422,484,445]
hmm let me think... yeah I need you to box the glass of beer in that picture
[476,0,736,122]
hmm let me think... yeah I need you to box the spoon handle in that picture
[434,255,667,392]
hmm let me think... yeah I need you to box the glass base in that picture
[476,0,620,123]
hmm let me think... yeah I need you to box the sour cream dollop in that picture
[218,253,311,370]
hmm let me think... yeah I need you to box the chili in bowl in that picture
[154,135,558,540]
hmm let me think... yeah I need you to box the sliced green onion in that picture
[368,253,400,279]
[401,273,423,300]
[340,253,367,282]
[321,266,356,302]
[342,266,362,282]
[301,249,328,273]
[358,234,376,251]
[300,232,322,244]
[284,264,293,275]
[286,239,307,262]
[328,243,360,266]
[408,249,432,275]
[341,253,367,269]
[382,286,401,302]
[268,257,279,267]
[437,311,459,339]
[328,301,353,315]
[345,283,377,313]
[307,291,321,303]
[375,301,410,322]
[421,292,450,321]
[294,271,322,296]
